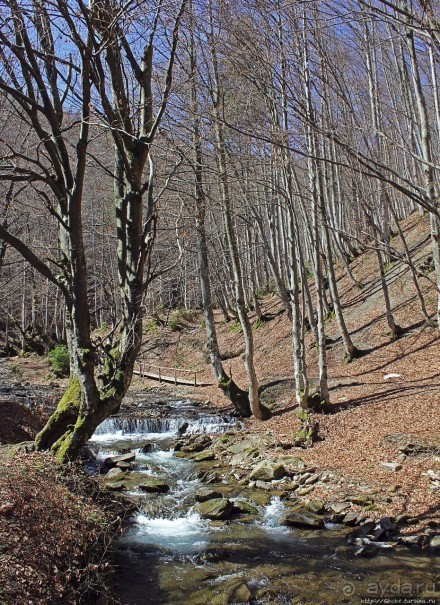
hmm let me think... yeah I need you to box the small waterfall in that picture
[261,497,287,529]
[91,414,240,442]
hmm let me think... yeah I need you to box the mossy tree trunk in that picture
[0,1,187,462]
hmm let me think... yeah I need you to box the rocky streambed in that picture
[88,399,440,605]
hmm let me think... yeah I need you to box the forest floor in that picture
[128,210,440,531]
[2,211,439,540]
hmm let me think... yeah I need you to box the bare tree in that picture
[0,0,186,461]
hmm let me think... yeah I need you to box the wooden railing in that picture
[134,361,211,387]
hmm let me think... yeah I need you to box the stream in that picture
[89,399,440,605]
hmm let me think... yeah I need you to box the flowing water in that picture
[90,401,440,605]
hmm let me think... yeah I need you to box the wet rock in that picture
[104,452,135,467]
[231,499,259,515]
[243,490,271,507]
[354,544,378,557]
[224,580,252,604]
[330,502,351,514]
[380,462,402,472]
[116,461,133,470]
[250,460,286,481]
[177,421,189,435]
[399,535,427,547]
[280,510,324,529]
[140,443,155,453]
[305,499,325,515]
[202,544,260,562]
[195,488,223,502]
[347,521,377,544]
[379,517,397,533]
[105,468,125,482]
[182,434,212,453]
[138,478,170,493]
[195,498,234,520]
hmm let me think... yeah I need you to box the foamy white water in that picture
[129,511,210,554]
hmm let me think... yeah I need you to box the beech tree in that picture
[0,0,186,461]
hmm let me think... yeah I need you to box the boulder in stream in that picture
[231,499,259,515]
[280,510,324,529]
[195,498,234,520]
[105,468,126,482]
[195,488,223,502]
[104,452,136,467]
[138,478,170,493]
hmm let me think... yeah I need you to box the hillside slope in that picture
[135,211,440,524]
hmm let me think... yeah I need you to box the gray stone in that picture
[255,480,274,491]
[250,460,286,481]
[280,511,324,529]
[304,473,320,485]
[343,512,359,526]
[399,535,426,547]
[105,468,125,481]
[195,498,234,520]
[330,502,351,514]
[138,478,170,493]
[193,450,215,462]
[231,499,259,515]
[380,462,402,472]
[104,452,135,467]
[305,499,325,515]
[116,461,133,470]
[195,488,223,502]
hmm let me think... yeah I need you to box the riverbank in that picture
[88,402,440,604]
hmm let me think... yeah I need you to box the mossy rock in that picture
[195,498,234,520]
[280,510,324,529]
[231,499,259,515]
[305,499,325,515]
[193,450,215,462]
[250,460,286,481]
[138,478,170,493]
[195,488,223,502]
[105,468,125,482]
